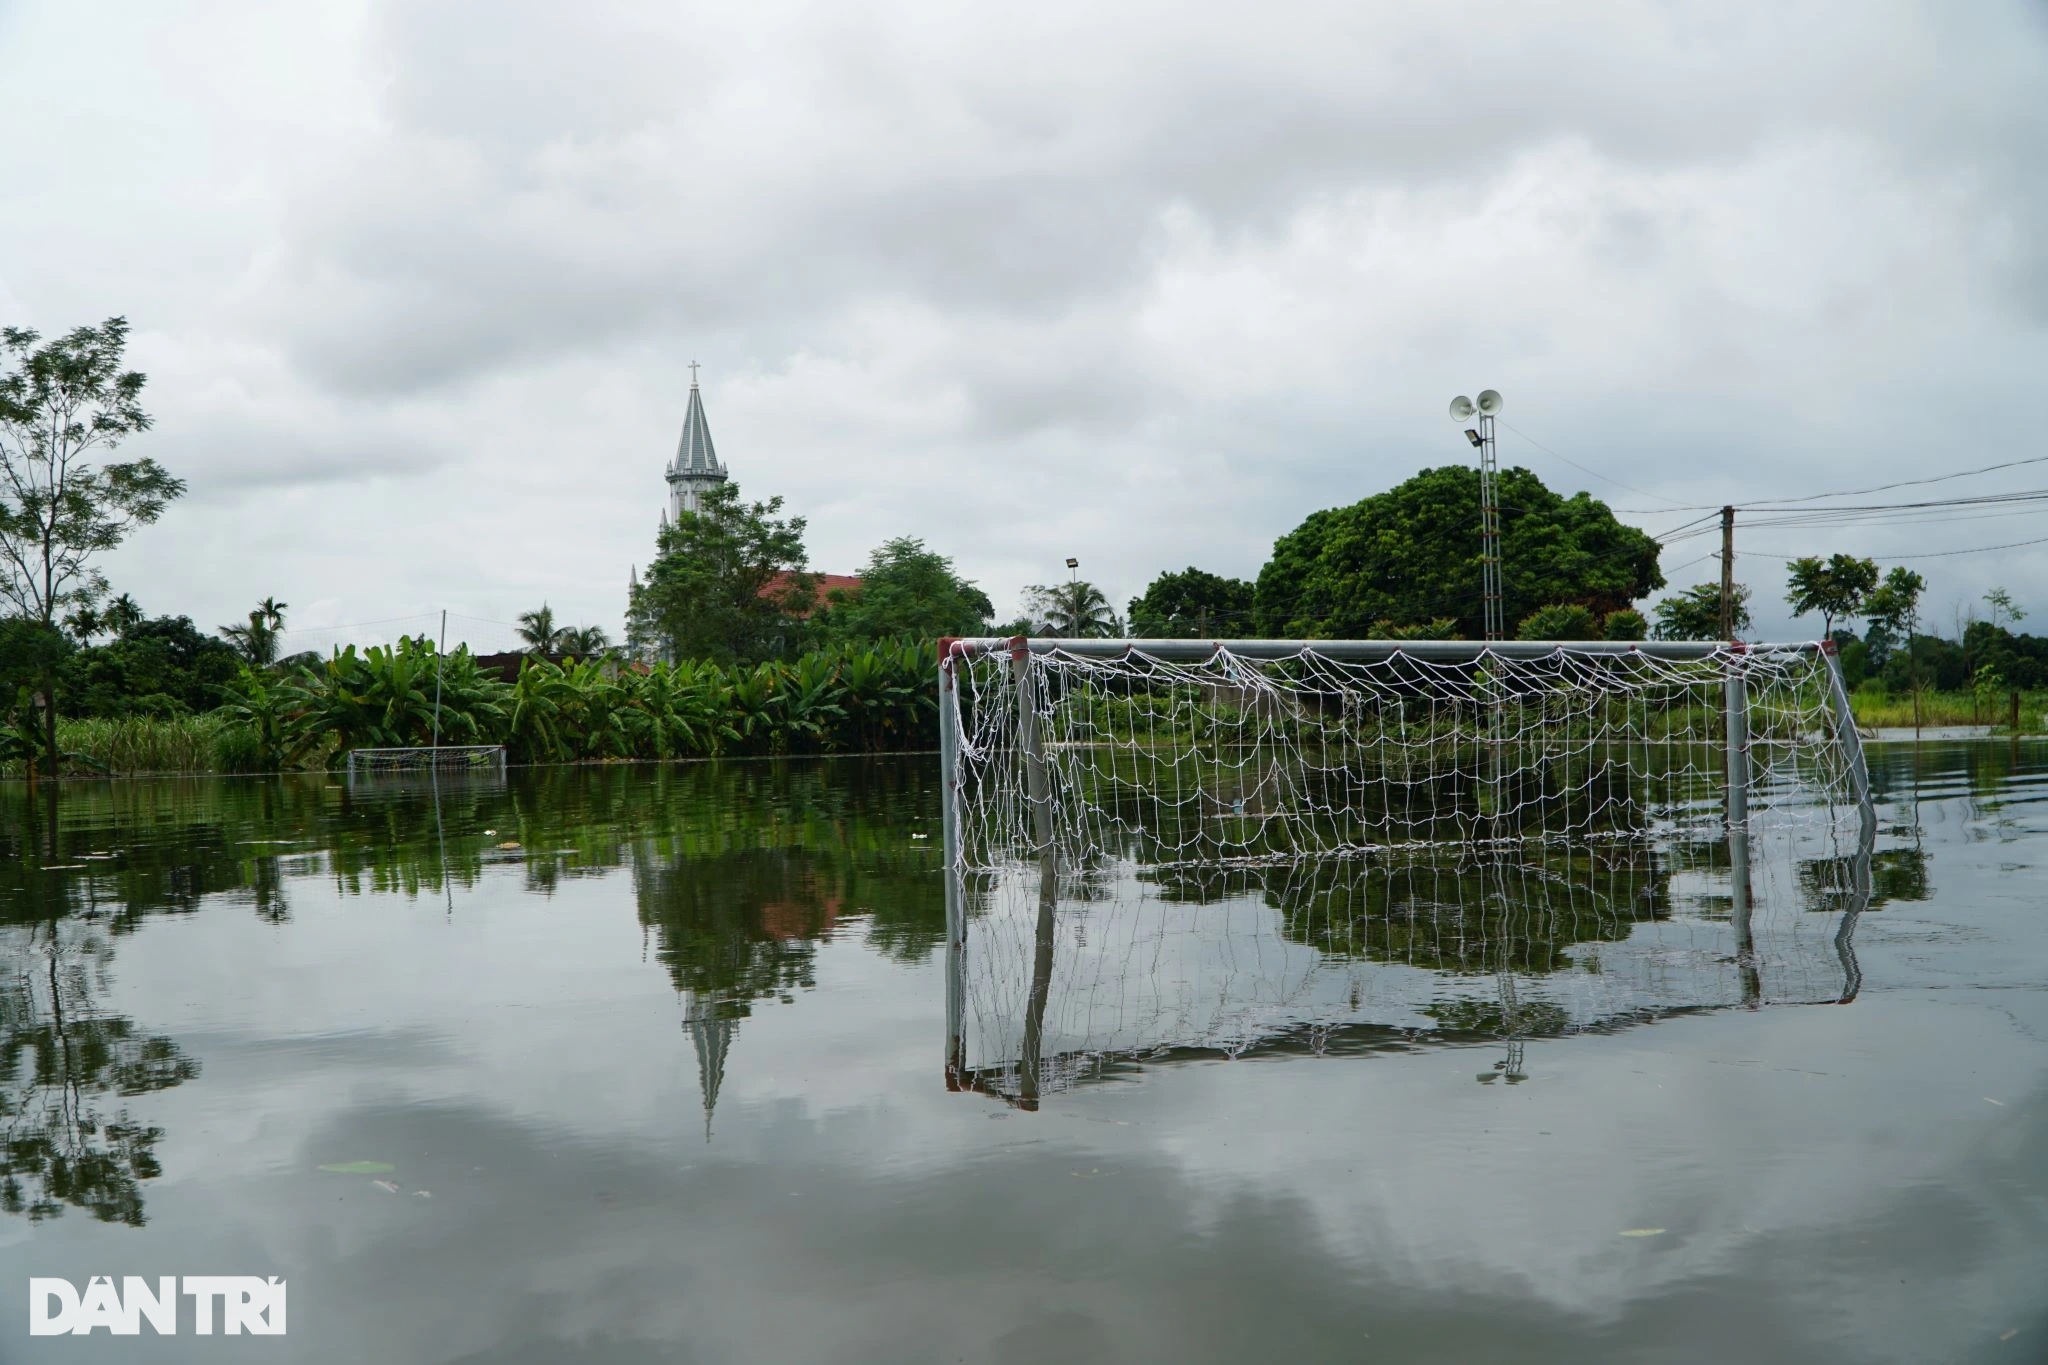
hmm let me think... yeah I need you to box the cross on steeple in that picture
[688,360,701,386]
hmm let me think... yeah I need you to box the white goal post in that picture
[935,636,1877,1099]
[345,745,508,782]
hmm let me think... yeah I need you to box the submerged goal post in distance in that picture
[345,745,508,782]
[937,637,1875,876]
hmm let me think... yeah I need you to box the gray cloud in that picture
[1,0,2045,645]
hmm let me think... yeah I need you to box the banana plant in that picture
[505,657,576,763]
[725,664,785,754]
[781,652,849,752]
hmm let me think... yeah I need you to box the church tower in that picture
[663,364,728,528]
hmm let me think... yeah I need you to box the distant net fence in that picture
[345,746,508,785]
[937,638,1877,1104]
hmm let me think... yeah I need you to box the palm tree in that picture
[1022,580,1119,637]
[103,593,143,637]
[558,624,611,657]
[220,599,286,666]
[63,606,103,642]
[516,604,568,654]
[216,597,287,666]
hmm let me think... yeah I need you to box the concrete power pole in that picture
[1719,505,1737,639]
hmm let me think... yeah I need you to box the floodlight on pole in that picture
[1450,389,1506,641]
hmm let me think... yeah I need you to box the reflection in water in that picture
[0,915,198,1225]
[948,820,1877,1106]
[0,762,947,1218]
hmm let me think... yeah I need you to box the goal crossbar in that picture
[944,636,1829,664]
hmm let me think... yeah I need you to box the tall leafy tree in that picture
[627,481,814,665]
[1022,580,1119,637]
[1128,567,1255,638]
[1255,465,1662,638]
[1654,582,1750,640]
[559,624,611,656]
[812,536,992,643]
[1984,586,2026,631]
[1785,554,1879,639]
[1862,566,1925,669]
[0,318,181,768]
[59,615,240,719]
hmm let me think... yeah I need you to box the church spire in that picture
[685,993,735,1141]
[665,364,728,521]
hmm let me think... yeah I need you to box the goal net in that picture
[940,639,1871,870]
[937,638,1876,1103]
[345,745,508,783]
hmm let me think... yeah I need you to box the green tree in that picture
[1372,617,1459,640]
[1984,586,2026,631]
[0,620,72,775]
[0,318,180,769]
[1254,466,1662,638]
[1785,554,1879,639]
[627,482,814,665]
[59,615,239,719]
[1515,603,1600,641]
[1022,579,1119,637]
[1653,583,1750,640]
[1603,608,1648,641]
[1863,566,1925,670]
[1128,567,1255,638]
[811,536,992,643]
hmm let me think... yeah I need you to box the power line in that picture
[1497,422,1690,508]
[1616,455,2048,515]
[1739,532,2048,564]
[275,612,441,637]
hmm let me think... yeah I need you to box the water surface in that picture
[2,746,2044,1363]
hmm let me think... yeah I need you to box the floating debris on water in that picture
[317,1161,395,1174]
[496,841,521,851]
[372,1180,401,1194]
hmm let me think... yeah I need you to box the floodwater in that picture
[1,745,2044,1363]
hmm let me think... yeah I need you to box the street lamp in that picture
[1449,390,1505,641]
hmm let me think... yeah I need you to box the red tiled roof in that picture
[760,573,862,616]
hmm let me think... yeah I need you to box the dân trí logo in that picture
[29,1276,286,1336]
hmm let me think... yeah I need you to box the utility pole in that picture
[1719,505,1736,639]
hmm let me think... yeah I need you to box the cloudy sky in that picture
[2,0,2044,652]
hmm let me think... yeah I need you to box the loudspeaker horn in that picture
[1448,395,1476,422]
[1475,389,1504,416]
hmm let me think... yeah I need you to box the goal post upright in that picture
[1820,639,1878,840]
[1009,635,1056,853]
[937,638,967,1086]
[1723,645,1750,833]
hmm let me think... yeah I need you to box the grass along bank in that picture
[1847,688,2048,732]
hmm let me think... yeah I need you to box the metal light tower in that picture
[1450,390,1506,641]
